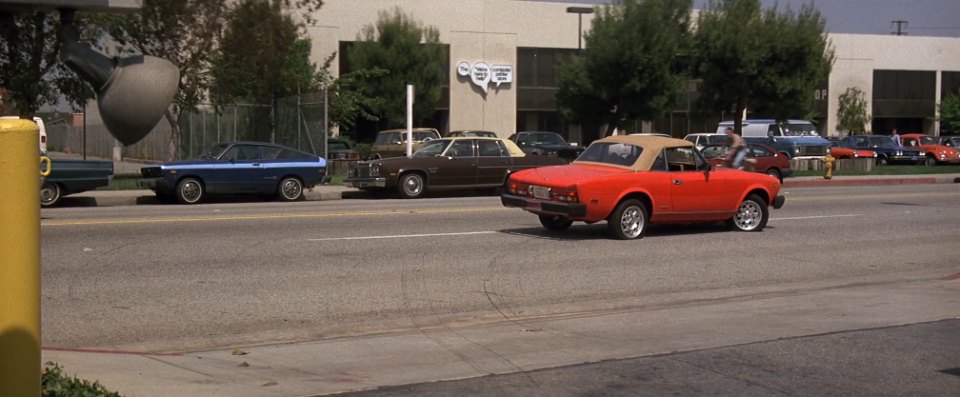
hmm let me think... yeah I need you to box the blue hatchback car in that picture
[139,141,329,204]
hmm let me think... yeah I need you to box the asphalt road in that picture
[40,184,960,354]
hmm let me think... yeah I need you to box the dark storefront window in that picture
[943,71,960,97]
[516,47,577,138]
[872,70,936,133]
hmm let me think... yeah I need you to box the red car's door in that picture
[664,147,730,219]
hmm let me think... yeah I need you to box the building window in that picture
[872,70,936,118]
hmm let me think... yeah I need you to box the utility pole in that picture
[891,20,908,36]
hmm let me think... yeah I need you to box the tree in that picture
[211,0,319,142]
[212,0,317,104]
[556,0,693,138]
[938,91,960,135]
[347,7,445,134]
[693,0,833,134]
[836,87,870,136]
[97,0,324,160]
[0,10,95,117]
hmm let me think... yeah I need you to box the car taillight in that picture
[550,187,578,203]
[509,181,530,196]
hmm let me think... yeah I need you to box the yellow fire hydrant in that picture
[821,154,835,179]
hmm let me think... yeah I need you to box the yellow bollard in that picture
[0,118,41,396]
[822,154,835,180]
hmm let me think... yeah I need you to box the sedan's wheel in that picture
[40,181,61,207]
[176,177,204,204]
[729,194,768,232]
[539,214,573,231]
[607,199,648,240]
[765,168,783,183]
[924,155,937,167]
[278,176,304,201]
[397,172,426,199]
[876,155,888,166]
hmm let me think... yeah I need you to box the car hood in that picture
[513,164,630,186]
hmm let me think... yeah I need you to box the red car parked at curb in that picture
[501,135,785,240]
[700,143,793,183]
[900,133,960,166]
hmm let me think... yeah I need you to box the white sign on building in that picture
[458,61,513,93]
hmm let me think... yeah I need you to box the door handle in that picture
[673,179,683,185]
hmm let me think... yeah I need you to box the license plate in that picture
[531,185,551,199]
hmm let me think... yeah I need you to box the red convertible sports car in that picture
[501,135,785,240]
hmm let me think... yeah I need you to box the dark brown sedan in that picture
[345,137,568,198]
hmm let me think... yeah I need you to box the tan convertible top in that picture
[577,135,696,170]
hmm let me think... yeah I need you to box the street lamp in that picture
[566,6,594,50]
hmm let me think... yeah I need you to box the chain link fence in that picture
[46,91,332,164]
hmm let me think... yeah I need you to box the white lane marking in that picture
[771,214,861,221]
[308,231,497,241]
[310,215,863,241]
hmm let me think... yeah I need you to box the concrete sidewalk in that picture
[41,268,960,397]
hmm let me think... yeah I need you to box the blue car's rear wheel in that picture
[176,177,204,204]
[278,176,304,201]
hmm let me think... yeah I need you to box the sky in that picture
[536,0,960,38]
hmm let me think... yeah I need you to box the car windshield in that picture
[576,142,642,166]
[782,123,819,136]
[374,132,400,145]
[527,133,567,145]
[918,136,937,145]
[329,141,351,151]
[199,143,231,159]
[700,145,728,158]
[869,137,897,147]
[414,140,450,157]
[414,131,440,141]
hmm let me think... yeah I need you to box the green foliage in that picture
[693,0,833,133]
[938,91,960,134]
[42,362,122,397]
[557,0,693,139]
[212,0,317,104]
[0,11,96,117]
[836,87,870,135]
[347,7,445,130]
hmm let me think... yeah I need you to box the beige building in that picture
[307,0,960,141]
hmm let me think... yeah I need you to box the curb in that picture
[783,175,958,188]
[54,187,350,208]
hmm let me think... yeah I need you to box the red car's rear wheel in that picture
[607,199,648,240]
